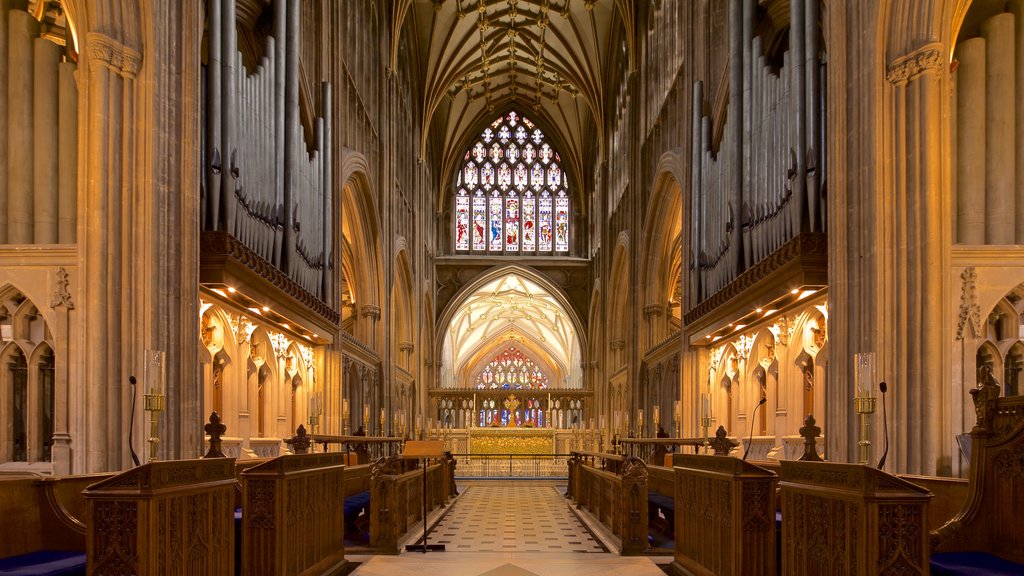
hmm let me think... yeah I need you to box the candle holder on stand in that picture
[143,350,166,462]
[144,387,165,462]
[854,395,876,465]
[854,352,877,466]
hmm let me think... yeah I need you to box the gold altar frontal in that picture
[469,428,554,455]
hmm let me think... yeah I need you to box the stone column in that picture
[955,38,986,244]
[7,11,36,244]
[875,43,949,475]
[81,32,141,472]
[33,37,59,244]
[982,14,1016,245]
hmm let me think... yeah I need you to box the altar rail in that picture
[451,453,569,479]
[568,452,648,555]
[240,453,347,576]
[671,454,778,576]
[370,456,453,554]
[84,458,237,576]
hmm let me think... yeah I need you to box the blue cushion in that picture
[648,493,674,511]
[344,491,371,517]
[931,552,1024,576]
[775,510,782,530]
[0,551,86,576]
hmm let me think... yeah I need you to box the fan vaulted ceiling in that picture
[391,0,633,208]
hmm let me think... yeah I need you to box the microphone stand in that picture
[743,398,767,460]
[877,382,889,470]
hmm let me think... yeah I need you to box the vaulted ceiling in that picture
[390,0,634,207]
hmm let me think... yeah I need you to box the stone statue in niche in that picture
[971,363,1001,433]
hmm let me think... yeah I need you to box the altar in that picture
[468,427,555,455]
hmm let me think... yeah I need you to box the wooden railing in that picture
[311,434,404,464]
[779,461,932,575]
[568,452,648,555]
[617,438,706,466]
[240,453,347,576]
[370,456,452,554]
[84,458,237,576]
[671,454,777,576]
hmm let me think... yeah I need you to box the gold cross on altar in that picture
[503,394,520,412]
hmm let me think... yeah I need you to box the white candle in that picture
[702,394,709,420]
[855,352,876,397]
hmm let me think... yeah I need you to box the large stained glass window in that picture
[454,111,570,255]
[475,347,550,390]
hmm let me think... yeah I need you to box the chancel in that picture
[0,0,1021,575]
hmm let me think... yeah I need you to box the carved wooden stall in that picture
[0,473,112,574]
[240,453,347,576]
[369,455,451,554]
[84,458,237,576]
[930,385,1024,573]
[671,454,777,576]
[569,452,648,555]
[779,461,932,575]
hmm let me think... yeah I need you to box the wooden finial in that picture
[203,411,227,458]
[710,425,739,456]
[286,424,312,455]
[799,414,823,461]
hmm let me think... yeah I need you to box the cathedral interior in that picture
[0,0,1023,575]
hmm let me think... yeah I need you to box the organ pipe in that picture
[206,0,222,231]
[221,0,237,236]
[694,0,825,303]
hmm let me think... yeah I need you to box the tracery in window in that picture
[454,112,570,255]
[475,347,550,390]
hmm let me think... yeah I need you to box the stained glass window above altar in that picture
[475,347,550,390]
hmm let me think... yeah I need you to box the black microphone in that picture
[128,376,141,467]
[877,381,889,470]
[743,397,768,460]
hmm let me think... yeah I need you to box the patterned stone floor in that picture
[347,481,665,576]
[428,482,604,553]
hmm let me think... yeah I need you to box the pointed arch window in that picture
[454,112,570,255]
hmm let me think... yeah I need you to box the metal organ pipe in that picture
[273,0,285,268]
[221,0,238,237]
[206,0,222,231]
[322,82,333,301]
[790,0,807,236]
[283,0,300,275]
[805,0,821,233]
[692,81,703,303]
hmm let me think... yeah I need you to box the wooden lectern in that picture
[402,440,446,553]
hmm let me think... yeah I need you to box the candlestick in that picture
[854,352,877,465]
[143,350,166,462]
[363,404,370,427]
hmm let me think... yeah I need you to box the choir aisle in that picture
[348,481,667,576]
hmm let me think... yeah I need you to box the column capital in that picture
[886,43,944,85]
[87,32,142,79]
[643,304,664,320]
[360,304,381,320]
[610,339,626,351]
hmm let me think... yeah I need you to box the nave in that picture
[348,482,667,576]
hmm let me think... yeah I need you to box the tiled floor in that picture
[347,482,665,576]
[430,483,604,553]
